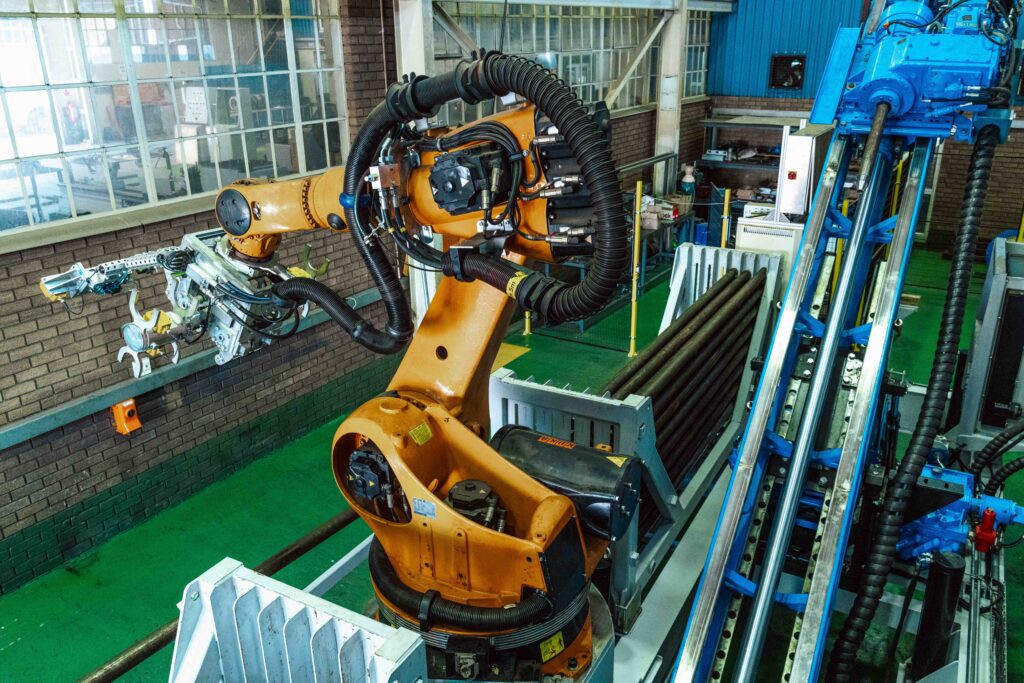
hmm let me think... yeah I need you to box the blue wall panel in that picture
[708,0,864,100]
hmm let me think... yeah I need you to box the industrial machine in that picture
[48,2,1024,681]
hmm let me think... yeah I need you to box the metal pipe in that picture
[858,101,890,191]
[733,140,893,682]
[78,508,360,683]
[653,313,758,435]
[605,270,739,396]
[640,271,766,399]
[614,272,751,399]
[629,180,644,358]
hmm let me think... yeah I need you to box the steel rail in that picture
[672,135,849,682]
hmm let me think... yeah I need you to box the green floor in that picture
[1,250,1022,681]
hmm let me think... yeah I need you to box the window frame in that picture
[0,0,350,248]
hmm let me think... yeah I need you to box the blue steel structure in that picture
[673,2,1024,681]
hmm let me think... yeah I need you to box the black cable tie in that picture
[418,589,440,632]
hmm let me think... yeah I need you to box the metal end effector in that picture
[40,231,327,378]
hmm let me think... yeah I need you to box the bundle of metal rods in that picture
[603,268,768,533]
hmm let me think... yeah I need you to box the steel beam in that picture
[672,135,849,682]
[604,11,674,108]
[432,1,477,56]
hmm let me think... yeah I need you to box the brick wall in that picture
[926,133,1024,248]
[0,0,402,593]
[711,96,815,113]
[679,99,712,166]
[610,109,657,189]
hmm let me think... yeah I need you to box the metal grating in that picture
[170,558,426,683]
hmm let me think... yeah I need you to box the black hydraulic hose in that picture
[984,453,1024,495]
[368,538,551,631]
[969,418,1024,480]
[435,53,628,325]
[828,125,1001,681]
[274,277,406,355]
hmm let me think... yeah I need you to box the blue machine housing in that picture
[812,0,1016,142]
[898,466,1024,560]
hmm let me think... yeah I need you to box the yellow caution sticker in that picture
[506,271,529,299]
[539,631,565,662]
[409,421,433,446]
[606,456,628,468]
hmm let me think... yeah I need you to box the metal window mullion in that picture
[328,22,349,159]
[281,5,305,173]
[114,0,159,204]
[222,16,250,176]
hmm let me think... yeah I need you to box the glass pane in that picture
[78,0,115,11]
[206,77,238,128]
[199,19,232,75]
[212,133,245,183]
[82,18,127,82]
[231,18,262,73]
[138,82,177,141]
[272,127,297,175]
[0,19,45,87]
[150,142,186,199]
[244,129,272,177]
[195,0,225,14]
[314,0,335,18]
[319,18,341,68]
[301,122,326,171]
[237,74,266,126]
[39,19,87,85]
[296,72,319,122]
[320,70,340,119]
[267,73,293,124]
[65,151,113,216]
[261,0,283,14]
[53,87,96,150]
[227,0,253,14]
[261,18,288,71]
[7,90,58,156]
[21,158,72,224]
[175,79,210,128]
[0,0,30,10]
[34,0,75,11]
[166,17,202,77]
[326,119,342,166]
[291,17,316,69]
[0,98,13,160]
[130,18,170,79]
[0,163,28,231]
[92,85,138,145]
[181,137,216,193]
[108,146,147,207]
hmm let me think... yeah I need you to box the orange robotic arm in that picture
[213,52,632,681]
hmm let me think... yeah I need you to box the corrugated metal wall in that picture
[707,0,864,100]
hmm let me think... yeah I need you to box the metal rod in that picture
[629,180,644,358]
[78,508,360,683]
[788,142,933,681]
[734,139,893,682]
[614,273,750,399]
[672,135,850,683]
[605,270,739,396]
[858,101,890,191]
[721,187,732,248]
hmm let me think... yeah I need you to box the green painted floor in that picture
[1,250,1022,681]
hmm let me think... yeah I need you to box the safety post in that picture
[720,187,732,249]
[1018,205,1024,242]
[629,180,643,358]
[524,310,532,336]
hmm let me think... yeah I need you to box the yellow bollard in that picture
[524,310,532,336]
[721,188,732,249]
[629,181,643,358]
[1018,207,1024,243]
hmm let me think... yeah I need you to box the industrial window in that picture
[432,3,661,124]
[769,54,806,90]
[0,0,346,233]
[683,10,710,99]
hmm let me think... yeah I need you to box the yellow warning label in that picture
[539,631,565,662]
[409,421,433,446]
[506,271,529,298]
[606,456,628,468]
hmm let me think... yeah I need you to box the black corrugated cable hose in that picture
[985,453,1024,496]
[368,538,551,630]
[969,418,1024,482]
[827,125,1001,681]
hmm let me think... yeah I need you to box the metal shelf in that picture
[697,158,780,172]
